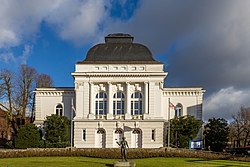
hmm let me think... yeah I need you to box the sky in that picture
[1,0,250,121]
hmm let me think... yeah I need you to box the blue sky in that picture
[1,0,250,120]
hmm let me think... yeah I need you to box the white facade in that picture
[34,33,205,148]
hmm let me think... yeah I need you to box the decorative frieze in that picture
[163,89,205,97]
[36,91,74,96]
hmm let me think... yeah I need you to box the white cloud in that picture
[204,87,250,120]
[0,30,19,48]
[48,0,108,45]
[0,0,111,65]
[0,0,109,49]
[0,44,33,64]
[0,0,57,48]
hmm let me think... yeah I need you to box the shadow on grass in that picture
[80,160,113,167]
[185,159,240,167]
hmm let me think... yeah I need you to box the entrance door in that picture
[96,129,106,148]
[113,128,123,148]
[131,129,142,148]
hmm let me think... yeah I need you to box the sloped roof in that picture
[78,33,162,64]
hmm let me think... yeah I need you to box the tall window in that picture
[175,103,183,117]
[152,129,156,141]
[82,129,86,141]
[131,92,143,115]
[113,92,125,115]
[95,92,107,115]
[56,104,63,116]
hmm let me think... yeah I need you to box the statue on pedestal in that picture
[116,137,129,161]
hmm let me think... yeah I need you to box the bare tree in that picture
[0,69,17,134]
[15,65,37,120]
[30,73,54,122]
[230,106,250,147]
[36,74,53,88]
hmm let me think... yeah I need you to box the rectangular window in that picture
[82,129,86,141]
[152,129,156,141]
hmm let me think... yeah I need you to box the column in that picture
[125,82,131,119]
[75,82,84,119]
[143,81,149,119]
[88,82,95,119]
[107,82,113,119]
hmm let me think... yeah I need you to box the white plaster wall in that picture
[75,64,164,73]
[34,89,74,125]
[162,89,204,120]
[73,120,164,148]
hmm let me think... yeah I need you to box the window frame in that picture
[113,92,125,115]
[82,129,86,141]
[175,103,183,117]
[55,104,63,116]
[95,92,107,115]
[131,92,143,115]
[151,129,156,141]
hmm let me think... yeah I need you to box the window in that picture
[95,92,107,115]
[82,129,86,141]
[152,129,156,141]
[131,92,143,115]
[175,103,183,117]
[113,92,125,115]
[56,104,63,116]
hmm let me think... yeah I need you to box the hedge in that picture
[0,148,249,162]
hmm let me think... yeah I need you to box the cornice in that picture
[34,90,75,96]
[71,72,167,77]
[163,88,205,96]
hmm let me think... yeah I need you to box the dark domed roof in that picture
[78,33,161,64]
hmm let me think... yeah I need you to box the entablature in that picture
[34,88,75,96]
[75,64,164,73]
[163,87,205,97]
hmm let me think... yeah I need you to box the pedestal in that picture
[114,161,135,167]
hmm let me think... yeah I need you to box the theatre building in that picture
[34,33,205,148]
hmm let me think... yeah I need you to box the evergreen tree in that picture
[15,124,40,148]
[204,118,229,152]
[44,114,70,143]
[170,115,202,148]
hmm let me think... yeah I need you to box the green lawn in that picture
[0,157,249,167]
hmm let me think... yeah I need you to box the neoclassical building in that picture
[34,33,205,148]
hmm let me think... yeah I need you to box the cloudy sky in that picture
[1,0,250,120]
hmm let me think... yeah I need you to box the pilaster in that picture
[125,82,131,119]
[88,82,95,119]
[143,81,149,119]
[107,82,113,119]
[75,82,84,118]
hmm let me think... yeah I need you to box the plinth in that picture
[114,160,135,167]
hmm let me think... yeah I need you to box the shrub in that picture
[0,148,249,162]
[39,141,70,148]
[44,115,70,143]
[4,141,14,149]
[15,124,40,148]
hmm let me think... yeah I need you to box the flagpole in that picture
[71,98,74,150]
[168,98,170,148]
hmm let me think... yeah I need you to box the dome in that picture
[79,33,161,64]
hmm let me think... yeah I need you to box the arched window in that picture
[95,92,107,115]
[175,103,183,117]
[131,92,143,115]
[113,92,125,115]
[56,104,63,116]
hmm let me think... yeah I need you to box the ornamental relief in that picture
[130,84,142,92]
[93,84,107,93]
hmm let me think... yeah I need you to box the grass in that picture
[0,157,249,167]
